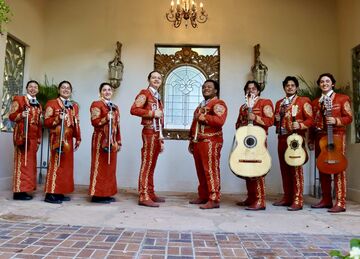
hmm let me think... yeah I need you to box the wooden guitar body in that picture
[229,124,271,178]
[317,134,347,174]
[284,133,307,166]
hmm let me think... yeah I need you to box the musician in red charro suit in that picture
[9,80,42,200]
[309,73,352,213]
[235,81,274,210]
[188,79,227,209]
[273,76,313,211]
[43,81,81,204]
[89,83,121,204]
[130,71,165,207]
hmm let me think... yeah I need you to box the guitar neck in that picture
[326,109,334,146]
[248,107,254,125]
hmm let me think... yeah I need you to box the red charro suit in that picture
[312,92,352,210]
[89,100,121,197]
[189,96,227,203]
[44,98,81,194]
[9,96,42,193]
[235,98,274,209]
[130,87,164,202]
[274,95,313,209]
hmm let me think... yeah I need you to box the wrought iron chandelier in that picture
[166,0,208,28]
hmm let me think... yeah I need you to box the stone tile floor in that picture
[0,222,357,258]
[0,188,359,258]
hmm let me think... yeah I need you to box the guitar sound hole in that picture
[327,143,335,151]
[244,135,257,148]
[290,140,299,150]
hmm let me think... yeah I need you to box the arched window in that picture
[155,45,220,140]
[164,65,206,130]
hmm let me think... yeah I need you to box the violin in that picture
[52,109,72,154]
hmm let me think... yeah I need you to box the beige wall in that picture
[337,0,360,202]
[3,0,356,197]
[0,0,45,189]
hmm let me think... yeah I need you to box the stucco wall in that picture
[1,0,348,196]
[0,0,45,190]
[337,0,360,202]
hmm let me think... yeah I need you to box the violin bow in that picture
[57,109,65,167]
[108,107,112,165]
[24,107,29,166]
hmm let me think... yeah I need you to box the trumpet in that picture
[152,100,164,140]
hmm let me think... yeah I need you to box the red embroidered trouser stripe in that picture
[252,176,266,208]
[193,141,222,202]
[138,132,161,202]
[13,138,38,192]
[278,135,304,206]
[316,133,346,209]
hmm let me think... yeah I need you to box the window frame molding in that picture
[154,44,220,140]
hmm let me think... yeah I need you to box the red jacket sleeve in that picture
[204,100,227,127]
[130,90,154,118]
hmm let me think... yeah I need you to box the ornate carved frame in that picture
[154,45,220,140]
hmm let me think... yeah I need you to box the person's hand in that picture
[107,112,113,120]
[160,142,164,153]
[248,112,256,121]
[326,116,336,125]
[275,114,281,121]
[292,121,300,130]
[117,144,121,152]
[22,110,29,118]
[308,143,315,151]
[154,110,163,118]
[74,140,81,151]
[59,112,67,120]
[198,113,206,122]
[188,142,194,154]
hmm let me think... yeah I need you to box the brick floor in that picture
[0,222,357,258]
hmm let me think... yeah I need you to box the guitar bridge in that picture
[289,156,301,159]
[239,159,262,163]
[325,160,339,164]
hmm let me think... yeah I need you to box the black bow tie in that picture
[64,100,73,109]
[29,98,39,107]
[107,102,116,110]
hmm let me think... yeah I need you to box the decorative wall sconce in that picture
[166,0,208,28]
[251,44,268,90]
[108,41,124,89]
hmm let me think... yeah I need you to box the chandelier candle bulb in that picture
[166,0,208,28]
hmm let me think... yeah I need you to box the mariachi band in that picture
[8,72,352,213]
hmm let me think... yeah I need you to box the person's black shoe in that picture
[106,197,116,202]
[91,196,111,204]
[59,194,71,201]
[44,193,62,204]
[13,192,32,201]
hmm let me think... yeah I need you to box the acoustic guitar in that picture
[229,94,271,178]
[284,105,308,166]
[316,96,347,174]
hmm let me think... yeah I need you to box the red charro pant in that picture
[13,138,38,192]
[138,129,161,202]
[244,177,266,208]
[192,140,222,202]
[315,133,346,209]
[277,135,304,207]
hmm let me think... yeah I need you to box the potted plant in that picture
[0,0,12,35]
[37,75,58,107]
